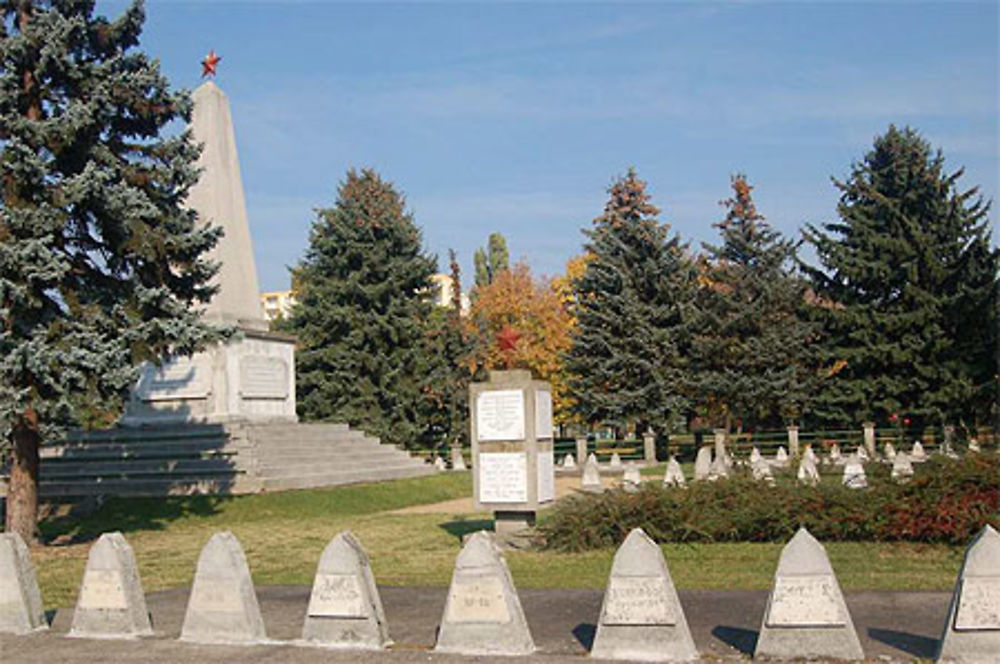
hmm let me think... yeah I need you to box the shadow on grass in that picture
[39,495,229,546]
[438,517,493,542]
[868,627,939,659]
[711,625,758,654]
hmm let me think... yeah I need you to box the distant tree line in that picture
[283,126,997,446]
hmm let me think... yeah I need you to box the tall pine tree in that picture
[692,175,815,430]
[803,126,998,428]
[288,168,437,448]
[473,231,509,289]
[1,0,222,541]
[566,169,696,435]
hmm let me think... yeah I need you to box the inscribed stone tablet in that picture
[766,576,844,627]
[534,390,553,439]
[477,390,525,441]
[446,577,511,624]
[77,570,129,610]
[189,580,244,613]
[537,450,555,503]
[137,357,209,401]
[307,573,366,618]
[479,452,527,503]
[239,356,289,400]
[601,576,676,626]
[954,578,1000,630]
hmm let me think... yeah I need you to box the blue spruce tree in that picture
[1,1,222,541]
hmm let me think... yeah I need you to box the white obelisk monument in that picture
[123,76,296,425]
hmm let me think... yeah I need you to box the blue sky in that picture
[100,1,997,292]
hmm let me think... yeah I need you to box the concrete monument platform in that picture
[1,585,955,663]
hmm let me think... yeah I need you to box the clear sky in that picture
[99,0,998,292]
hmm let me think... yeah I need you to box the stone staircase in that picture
[2,422,435,498]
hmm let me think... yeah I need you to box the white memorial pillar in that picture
[470,370,555,541]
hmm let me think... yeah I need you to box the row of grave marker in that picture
[2,523,998,661]
[571,440,956,492]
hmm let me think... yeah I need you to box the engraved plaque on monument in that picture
[536,449,555,503]
[476,390,525,441]
[535,390,553,440]
[239,355,289,400]
[76,569,130,611]
[136,356,209,401]
[445,577,512,624]
[601,576,676,626]
[478,452,528,504]
[306,574,366,618]
[766,576,844,627]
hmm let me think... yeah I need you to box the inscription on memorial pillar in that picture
[239,355,289,400]
[478,452,528,504]
[535,390,553,439]
[77,569,129,610]
[601,576,675,625]
[954,577,1000,630]
[189,580,244,613]
[537,449,555,503]
[137,357,209,402]
[477,390,525,441]
[446,576,511,624]
[766,576,844,627]
[307,573,366,618]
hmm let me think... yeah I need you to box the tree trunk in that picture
[6,410,40,544]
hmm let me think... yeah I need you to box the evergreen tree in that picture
[803,126,998,428]
[473,231,509,288]
[692,175,816,430]
[566,169,696,435]
[421,249,472,450]
[0,0,222,542]
[288,168,437,448]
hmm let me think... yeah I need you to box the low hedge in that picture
[539,454,1000,551]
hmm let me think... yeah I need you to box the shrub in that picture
[539,454,1000,551]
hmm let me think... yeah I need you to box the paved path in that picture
[2,585,950,663]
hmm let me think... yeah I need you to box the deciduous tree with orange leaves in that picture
[465,263,575,426]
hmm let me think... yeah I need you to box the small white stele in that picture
[476,390,525,441]
[601,576,676,626]
[307,574,366,618]
[446,577,511,624]
[766,576,844,627]
[954,577,1000,630]
[534,390,553,439]
[189,580,244,613]
[537,449,555,503]
[478,452,528,503]
[77,569,129,610]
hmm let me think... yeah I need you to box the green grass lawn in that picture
[29,471,964,610]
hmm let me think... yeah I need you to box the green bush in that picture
[539,454,1000,551]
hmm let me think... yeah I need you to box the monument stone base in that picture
[123,328,297,426]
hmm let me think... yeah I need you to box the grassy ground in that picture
[29,471,963,610]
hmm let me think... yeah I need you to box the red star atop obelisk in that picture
[201,50,221,78]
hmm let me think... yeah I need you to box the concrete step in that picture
[40,458,240,478]
[260,464,436,491]
[65,425,230,443]
[253,444,410,460]
[257,456,426,478]
[41,443,241,461]
[38,475,243,498]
